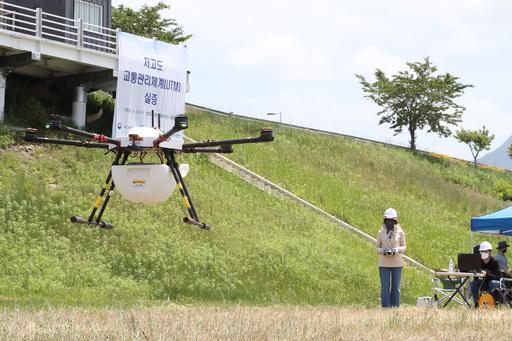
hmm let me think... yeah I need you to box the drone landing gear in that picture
[164,151,211,230]
[70,151,130,229]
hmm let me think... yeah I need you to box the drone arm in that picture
[181,128,274,149]
[46,115,121,147]
[182,145,233,154]
[153,115,189,147]
[24,129,109,149]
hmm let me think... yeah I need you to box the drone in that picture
[24,113,274,230]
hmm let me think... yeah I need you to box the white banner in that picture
[112,32,188,147]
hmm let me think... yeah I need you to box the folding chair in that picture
[432,276,467,306]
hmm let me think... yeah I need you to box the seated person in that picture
[471,241,502,307]
[494,241,509,272]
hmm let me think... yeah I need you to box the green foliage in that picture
[495,180,512,201]
[455,126,494,167]
[508,144,512,160]
[5,96,47,129]
[186,109,512,271]
[88,91,115,112]
[112,2,191,44]
[0,126,15,148]
[7,109,511,308]
[85,90,115,135]
[356,57,473,150]
[0,143,431,307]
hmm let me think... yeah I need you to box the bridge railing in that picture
[0,1,118,54]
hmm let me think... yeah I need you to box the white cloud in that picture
[347,47,405,76]
[228,35,338,81]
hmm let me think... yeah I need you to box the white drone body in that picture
[111,126,189,204]
[117,126,183,150]
[112,163,189,204]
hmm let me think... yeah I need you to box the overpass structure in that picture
[0,1,118,125]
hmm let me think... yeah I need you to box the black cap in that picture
[497,241,510,249]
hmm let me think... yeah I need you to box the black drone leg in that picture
[95,152,130,225]
[165,151,210,230]
[86,152,123,222]
[70,151,129,229]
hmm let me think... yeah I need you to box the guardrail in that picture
[0,1,117,54]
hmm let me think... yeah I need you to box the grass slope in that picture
[186,109,512,269]
[0,142,430,307]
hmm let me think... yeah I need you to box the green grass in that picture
[185,109,512,270]
[4,106,508,308]
[0,138,431,307]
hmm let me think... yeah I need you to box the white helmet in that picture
[479,241,493,252]
[384,208,398,219]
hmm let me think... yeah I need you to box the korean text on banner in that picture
[112,32,188,149]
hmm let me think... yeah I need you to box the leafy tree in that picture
[112,2,191,44]
[508,144,512,160]
[455,126,494,167]
[356,58,473,150]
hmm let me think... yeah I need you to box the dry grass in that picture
[1,305,512,340]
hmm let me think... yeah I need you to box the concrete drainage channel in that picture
[185,136,434,275]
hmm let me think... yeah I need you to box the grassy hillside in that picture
[186,109,512,269]
[0,137,430,307]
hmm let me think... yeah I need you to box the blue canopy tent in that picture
[471,205,512,236]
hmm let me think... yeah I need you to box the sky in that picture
[113,0,512,160]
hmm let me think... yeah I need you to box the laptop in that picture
[457,253,482,272]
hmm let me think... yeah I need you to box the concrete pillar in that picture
[71,86,87,127]
[0,73,6,124]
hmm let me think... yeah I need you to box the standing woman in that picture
[376,208,406,308]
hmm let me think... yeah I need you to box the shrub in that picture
[0,126,14,148]
[495,180,512,201]
[85,90,115,135]
[5,96,47,129]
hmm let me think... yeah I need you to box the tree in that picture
[356,58,473,150]
[455,126,494,167]
[112,2,192,44]
[508,144,512,160]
